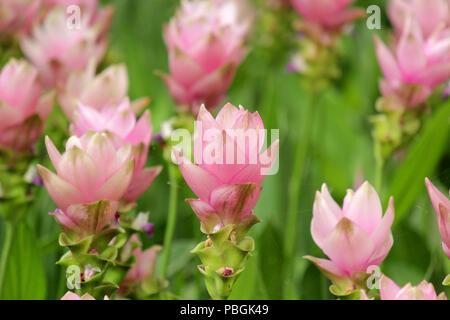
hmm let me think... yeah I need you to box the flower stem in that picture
[160,163,179,281]
[0,220,15,298]
[375,147,384,192]
[282,92,317,299]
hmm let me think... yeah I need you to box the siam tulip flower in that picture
[305,182,395,291]
[380,275,447,300]
[58,62,149,121]
[174,103,279,232]
[43,0,114,45]
[59,62,127,120]
[61,291,95,300]
[21,8,107,88]
[37,131,135,213]
[290,0,365,31]
[0,0,41,35]
[160,0,253,113]
[0,59,54,153]
[425,178,450,259]
[388,0,449,38]
[374,15,450,108]
[71,100,162,202]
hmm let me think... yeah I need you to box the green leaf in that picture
[1,222,47,299]
[388,101,450,224]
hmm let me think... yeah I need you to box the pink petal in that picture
[380,275,402,300]
[344,181,383,235]
[209,183,262,225]
[322,217,375,275]
[37,165,83,211]
[374,36,402,84]
[123,166,162,202]
[94,159,134,201]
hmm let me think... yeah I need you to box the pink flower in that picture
[305,182,395,284]
[425,178,450,259]
[71,100,162,202]
[290,0,364,30]
[0,0,41,35]
[120,244,161,293]
[174,103,279,232]
[0,59,54,153]
[61,291,95,300]
[388,0,449,38]
[21,8,107,88]
[160,0,252,112]
[375,15,450,107]
[59,63,131,120]
[380,275,447,300]
[43,0,114,45]
[37,131,135,213]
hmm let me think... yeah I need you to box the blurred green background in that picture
[0,0,449,300]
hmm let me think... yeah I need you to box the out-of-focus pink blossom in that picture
[374,15,450,107]
[120,244,161,293]
[37,131,135,213]
[380,275,447,300]
[43,0,114,42]
[71,100,162,202]
[388,0,449,38]
[0,0,41,35]
[290,0,365,30]
[174,103,279,232]
[425,178,450,259]
[305,182,394,284]
[160,0,253,112]
[21,8,106,88]
[0,59,54,153]
[59,62,129,120]
[60,291,95,300]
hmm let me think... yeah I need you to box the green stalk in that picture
[282,92,317,299]
[374,146,384,192]
[0,220,15,298]
[160,163,179,280]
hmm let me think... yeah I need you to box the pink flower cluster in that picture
[375,0,450,108]
[161,0,253,113]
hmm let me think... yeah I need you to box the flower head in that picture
[174,103,279,232]
[0,59,54,152]
[160,0,253,112]
[425,178,450,259]
[388,0,449,38]
[71,100,162,202]
[380,275,447,300]
[290,0,364,31]
[21,8,106,88]
[375,13,450,107]
[37,131,135,212]
[305,182,395,286]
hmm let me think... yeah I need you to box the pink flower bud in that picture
[0,0,41,35]
[375,15,450,107]
[160,0,253,112]
[71,100,162,202]
[21,8,107,88]
[290,0,364,30]
[174,103,279,232]
[425,178,450,259]
[120,245,161,291]
[380,275,447,300]
[58,62,129,121]
[0,59,54,153]
[37,131,135,213]
[305,182,395,281]
[388,0,449,38]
